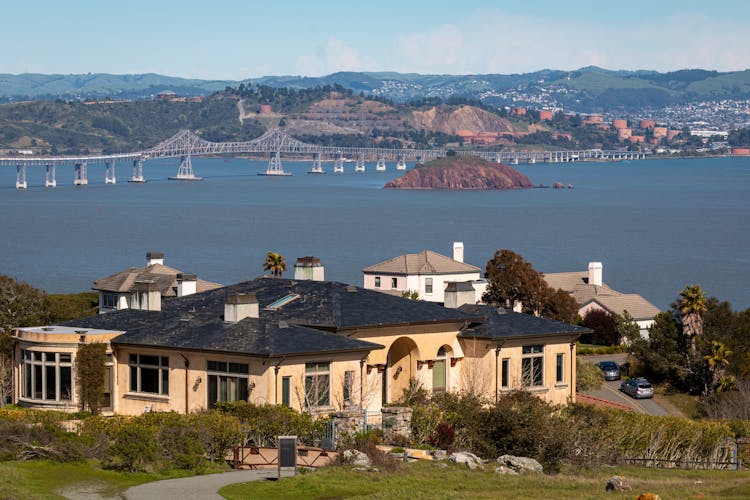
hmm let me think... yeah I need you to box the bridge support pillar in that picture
[333,154,344,173]
[74,163,88,186]
[308,152,324,174]
[375,156,386,172]
[130,158,145,183]
[170,154,202,180]
[45,164,56,188]
[105,160,116,184]
[16,164,27,189]
[355,154,365,173]
[396,155,406,171]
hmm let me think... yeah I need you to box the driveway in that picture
[124,468,287,500]
[579,353,670,416]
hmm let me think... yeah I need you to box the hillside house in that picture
[543,262,660,338]
[362,242,487,303]
[12,275,586,415]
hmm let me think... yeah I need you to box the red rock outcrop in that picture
[384,156,533,190]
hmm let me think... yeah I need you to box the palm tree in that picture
[704,340,732,393]
[263,252,286,277]
[677,285,707,353]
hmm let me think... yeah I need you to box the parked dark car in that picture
[597,361,621,381]
[620,378,654,399]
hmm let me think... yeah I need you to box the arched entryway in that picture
[384,337,420,405]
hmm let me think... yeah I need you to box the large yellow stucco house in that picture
[13,276,587,415]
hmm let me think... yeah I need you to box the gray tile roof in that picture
[363,250,481,275]
[67,278,479,357]
[458,304,589,340]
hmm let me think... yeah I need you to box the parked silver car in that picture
[620,378,654,399]
[597,361,621,381]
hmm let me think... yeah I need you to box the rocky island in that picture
[384,156,533,190]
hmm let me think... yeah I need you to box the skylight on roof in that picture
[265,293,300,310]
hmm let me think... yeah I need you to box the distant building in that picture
[639,119,655,130]
[538,110,554,121]
[612,119,628,130]
[362,242,486,303]
[259,104,273,115]
[92,251,222,313]
[543,262,660,338]
[510,107,526,116]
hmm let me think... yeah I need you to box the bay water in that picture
[0,155,748,311]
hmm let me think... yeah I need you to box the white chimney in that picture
[134,280,161,312]
[444,281,475,309]
[453,242,464,263]
[177,273,197,297]
[588,262,603,287]
[225,293,259,322]
[146,251,164,266]
[294,256,325,281]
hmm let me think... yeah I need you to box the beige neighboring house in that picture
[93,252,222,313]
[363,242,487,303]
[543,262,660,338]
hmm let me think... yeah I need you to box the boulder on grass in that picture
[496,455,543,474]
[494,465,520,475]
[606,475,632,492]
[342,449,372,468]
[449,451,484,470]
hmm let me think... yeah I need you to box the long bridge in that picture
[0,128,647,189]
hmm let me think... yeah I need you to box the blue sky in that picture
[3,0,749,78]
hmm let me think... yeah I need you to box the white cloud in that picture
[396,25,465,70]
[296,37,376,76]
[388,8,750,74]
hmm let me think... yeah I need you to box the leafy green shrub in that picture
[189,411,244,462]
[107,422,159,472]
[471,391,572,473]
[576,358,605,391]
[215,401,325,447]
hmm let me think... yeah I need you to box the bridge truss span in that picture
[0,127,648,188]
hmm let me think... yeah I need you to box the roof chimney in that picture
[588,262,603,287]
[225,293,259,322]
[453,242,464,263]
[177,273,197,297]
[293,256,325,281]
[444,281,476,309]
[146,251,164,266]
[134,280,161,311]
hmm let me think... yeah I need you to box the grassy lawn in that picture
[0,460,200,499]
[220,461,750,500]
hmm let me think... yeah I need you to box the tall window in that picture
[129,354,169,395]
[391,277,398,289]
[305,362,330,408]
[22,350,72,402]
[556,353,564,384]
[374,277,381,288]
[432,347,447,393]
[425,278,433,294]
[521,345,544,387]
[207,360,249,408]
[281,376,291,406]
[343,370,355,405]
[501,358,510,388]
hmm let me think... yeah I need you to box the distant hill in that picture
[2,67,750,112]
